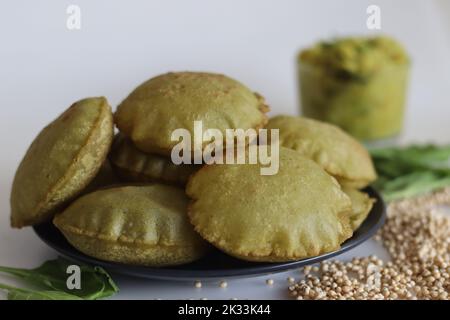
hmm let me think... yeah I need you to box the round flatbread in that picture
[266,115,377,188]
[186,147,353,262]
[82,159,118,194]
[53,185,209,266]
[10,97,114,228]
[115,72,269,156]
[109,134,199,187]
[342,187,375,231]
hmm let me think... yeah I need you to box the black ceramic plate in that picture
[33,187,385,281]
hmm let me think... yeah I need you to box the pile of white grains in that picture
[289,187,450,300]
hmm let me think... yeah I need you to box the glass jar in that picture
[298,42,410,142]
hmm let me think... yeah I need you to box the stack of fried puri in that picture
[10,71,376,266]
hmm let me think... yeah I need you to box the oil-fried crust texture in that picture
[10,98,114,228]
[266,115,377,188]
[60,231,206,267]
[53,185,209,266]
[342,187,376,231]
[115,72,270,156]
[109,134,199,187]
[186,148,353,262]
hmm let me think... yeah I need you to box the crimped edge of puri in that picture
[58,229,207,267]
[288,145,375,189]
[53,219,203,250]
[110,164,196,188]
[270,116,377,187]
[185,165,354,262]
[109,135,201,187]
[187,199,352,262]
[11,100,113,228]
[326,158,376,189]
[350,195,376,231]
[335,174,373,189]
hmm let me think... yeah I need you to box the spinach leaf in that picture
[0,257,118,300]
[371,145,450,171]
[370,144,450,201]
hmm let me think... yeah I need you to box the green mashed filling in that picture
[298,36,410,141]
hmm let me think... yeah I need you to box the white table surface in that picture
[1,0,449,300]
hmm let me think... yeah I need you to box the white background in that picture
[0,0,449,300]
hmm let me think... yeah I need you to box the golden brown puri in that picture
[82,159,118,194]
[342,187,376,231]
[186,147,353,262]
[53,185,209,267]
[114,72,270,156]
[10,97,114,228]
[109,134,199,187]
[266,115,377,188]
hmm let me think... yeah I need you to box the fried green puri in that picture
[10,97,114,228]
[342,187,375,231]
[115,72,270,156]
[109,134,199,187]
[266,115,377,188]
[54,185,208,267]
[186,147,353,262]
[82,159,118,194]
